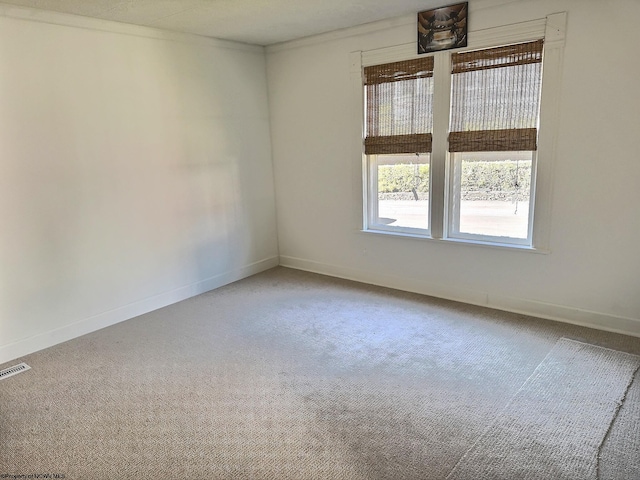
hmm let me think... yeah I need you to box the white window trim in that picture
[446,151,537,247]
[351,12,567,252]
[367,154,432,237]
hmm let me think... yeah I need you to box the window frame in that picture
[446,150,538,246]
[367,153,432,236]
[353,13,566,252]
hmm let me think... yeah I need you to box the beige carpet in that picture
[1,267,640,479]
[599,368,640,480]
[446,338,640,480]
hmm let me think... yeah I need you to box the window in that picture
[364,57,434,234]
[358,17,564,250]
[447,40,543,245]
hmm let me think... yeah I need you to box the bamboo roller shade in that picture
[363,40,543,155]
[364,57,434,155]
[449,40,544,152]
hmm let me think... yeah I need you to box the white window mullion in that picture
[368,155,379,227]
[526,151,539,242]
[448,154,462,237]
[429,52,451,239]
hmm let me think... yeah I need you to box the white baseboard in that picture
[0,256,279,365]
[280,255,640,339]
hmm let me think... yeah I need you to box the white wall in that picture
[0,7,279,363]
[267,0,640,336]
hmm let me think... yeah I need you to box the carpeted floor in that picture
[447,339,640,480]
[1,266,639,479]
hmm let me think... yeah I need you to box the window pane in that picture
[376,154,429,231]
[451,151,532,240]
[450,62,542,133]
[450,41,543,134]
[365,59,434,141]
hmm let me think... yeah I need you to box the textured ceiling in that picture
[0,0,471,45]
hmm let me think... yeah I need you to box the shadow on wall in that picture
[0,17,276,349]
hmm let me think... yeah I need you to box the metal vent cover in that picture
[0,362,31,380]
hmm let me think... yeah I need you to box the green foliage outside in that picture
[378,164,430,193]
[462,160,531,193]
[378,160,531,194]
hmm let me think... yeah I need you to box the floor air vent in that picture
[0,362,31,381]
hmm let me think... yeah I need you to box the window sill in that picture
[359,229,550,254]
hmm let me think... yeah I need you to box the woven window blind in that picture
[364,57,434,155]
[449,40,543,152]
